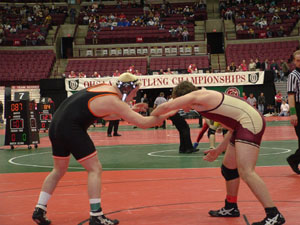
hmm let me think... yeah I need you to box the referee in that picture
[287,50,300,174]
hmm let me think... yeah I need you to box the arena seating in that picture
[78,7,144,24]
[225,40,299,65]
[0,50,56,82]
[0,5,67,46]
[65,58,148,77]
[2,0,66,2]
[220,0,300,39]
[150,55,210,71]
[235,15,299,39]
[85,23,195,44]
[80,2,206,44]
[78,3,207,25]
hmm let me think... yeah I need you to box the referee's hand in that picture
[290,114,298,126]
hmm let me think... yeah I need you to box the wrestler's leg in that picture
[79,154,119,225]
[223,144,240,198]
[208,126,217,149]
[235,142,274,207]
[79,154,102,199]
[41,157,70,194]
[33,157,70,225]
[209,144,240,217]
[235,142,285,225]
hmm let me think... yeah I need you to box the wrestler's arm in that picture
[90,95,173,128]
[103,103,148,120]
[132,102,148,112]
[214,130,232,153]
[203,131,232,162]
[102,114,120,120]
[151,92,197,116]
[112,99,172,129]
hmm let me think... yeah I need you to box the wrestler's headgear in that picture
[116,73,140,101]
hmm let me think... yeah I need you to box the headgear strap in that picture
[116,79,139,102]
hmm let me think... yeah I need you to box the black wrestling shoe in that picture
[209,201,240,217]
[113,133,121,136]
[179,148,199,154]
[286,155,300,174]
[186,148,199,153]
[32,206,51,225]
[209,207,240,217]
[89,215,119,225]
[252,213,285,225]
[107,134,112,137]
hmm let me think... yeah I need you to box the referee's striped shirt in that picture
[287,68,300,103]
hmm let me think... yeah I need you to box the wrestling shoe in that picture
[89,214,119,225]
[252,213,285,225]
[186,148,199,153]
[209,207,240,217]
[193,142,199,149]
[179,148,199,154]
[32,206,51,225]
[209,200,240,217]
[286,155,300,174]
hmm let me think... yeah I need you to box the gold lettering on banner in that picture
[83,80,112,88]
[142,74,249,87]
[65,72,263,91]
[141,77,169,87]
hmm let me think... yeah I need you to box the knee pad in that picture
[221,164,239,181]
[207,128,216,138]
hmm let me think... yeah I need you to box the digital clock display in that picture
[38,103,52,111]
[5,100,40,148]
[10,119,24,129]
[10,102,23,112]
[10,132,27,143]
[42,104,51,110]
[40,113,52,121]
[30,118,37,128]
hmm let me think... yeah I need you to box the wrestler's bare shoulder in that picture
[190,89,223,111]
[192,89,223,99]
[88,84,117,93]
[88,84,122,116]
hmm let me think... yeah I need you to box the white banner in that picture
[65,71,264,92]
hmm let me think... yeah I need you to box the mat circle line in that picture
[148,147,291,158]
[7,147,291,170]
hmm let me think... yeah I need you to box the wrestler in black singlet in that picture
[49,87,118,161]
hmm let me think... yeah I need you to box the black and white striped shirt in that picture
[287,68,300,103]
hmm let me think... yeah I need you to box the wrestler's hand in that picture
[203,148,220,162]
[290,114,298,126]
[132,103,148,112]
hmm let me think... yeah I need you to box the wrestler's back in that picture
[50,84,118,137]
[200,91,263,134]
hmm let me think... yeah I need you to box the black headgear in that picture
[116,79,139,101]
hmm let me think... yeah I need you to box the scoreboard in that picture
[4,100,40,149]
[37,103,54,131]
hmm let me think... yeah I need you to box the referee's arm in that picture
[288,93,298,126]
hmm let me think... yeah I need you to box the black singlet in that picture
[49,87,118,161]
